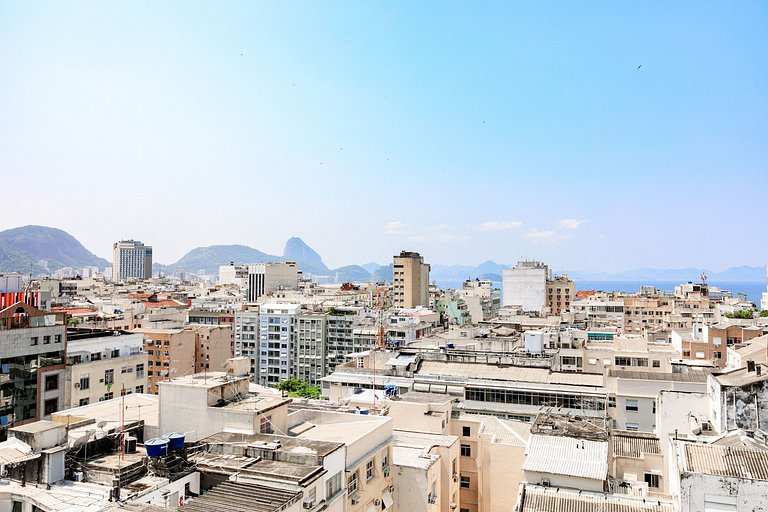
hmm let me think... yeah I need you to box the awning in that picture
[382,491,394,509]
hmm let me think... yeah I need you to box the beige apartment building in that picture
[191,324,233,374]
[135,328,196,393]
[393,251,430,308]
[545,274,575,315]
[64,330,148,408]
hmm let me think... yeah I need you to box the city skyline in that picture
[1,2,766,271]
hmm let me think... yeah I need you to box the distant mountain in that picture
[330,265,371,283]
[361,262,382,274]
[283,237,329,276]
[430,260,507,282]
[371,264,393,284]
[163,245,279,275]
[0,225,108,273]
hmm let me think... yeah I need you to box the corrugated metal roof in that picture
[612,433,661,458]
[418,361,604,387]
[521,484,677,512]
[0,438,39,466]
[523,434,608,480]
[682,442,768,480]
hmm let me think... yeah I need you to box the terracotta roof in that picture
[142,300,185,308]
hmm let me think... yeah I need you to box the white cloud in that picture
[523,229,558,242]
[383,221,404,235]
[559,218,585,229]
[407,234,468,243]
[478,220,523,231]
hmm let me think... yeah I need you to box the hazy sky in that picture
[1,2,766,271]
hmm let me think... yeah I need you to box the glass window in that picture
[45,374,58,391]
[461,444,471,457]
[366,459,375,481]
[625,399,639,412]
[347,471,358,493]
[460,475,470,488]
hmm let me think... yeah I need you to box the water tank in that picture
[447,343,455,349]
[145,438,169,458]
[162,432,186,451]
[124,436,137,454]
[359,409,369,415]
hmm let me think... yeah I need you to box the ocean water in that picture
[434,279,767,306]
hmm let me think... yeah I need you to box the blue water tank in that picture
[145,438,169,457]
[447,343,455,349]
[359,409,369,415]
[162,432,186,451]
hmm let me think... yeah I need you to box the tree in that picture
[276,378,321,399]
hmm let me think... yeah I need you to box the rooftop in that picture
[520,484,677,512]
[522,434,608,480]
[459,413,531,446]
[531,413,610,442]
[180,481,302,512]
[612,431,662,458]
[680,442,768,480]
[608,369,709,383]
[200,431,343,458]
[393,444,439,470]
[714,364,768,387]
[416,360,604,388]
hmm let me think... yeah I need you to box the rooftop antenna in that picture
[700,272,707,285]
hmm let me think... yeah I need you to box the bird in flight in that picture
[637,64,642,69]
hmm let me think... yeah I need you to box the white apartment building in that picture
[64,330,148,408]
[247,262,300,302]
[296,313,327,386]
[258,303,301,386]
[393,251,430,308]
[234,308,259,378]
[217,263,249,288]
[502,260,548,312]
[112,240,152,281]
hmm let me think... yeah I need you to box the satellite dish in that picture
[96,421,108,429]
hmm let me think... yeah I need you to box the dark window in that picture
[460,444,471,457]
[79,398,89,406]
[644,473,660,488]
[44,398,57,415]
[104,369,114,385]
[462,426,471,437]
[45,374,58,391]
[460,475,470,488]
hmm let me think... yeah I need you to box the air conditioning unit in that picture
[74,383,80,388]
[302,499,314,509]
[351,497,360,505]
[541,479,550,487]
[389,485,395,493]
[450,503,457,510]
[373,499,381,506]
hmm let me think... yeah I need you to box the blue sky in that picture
[1,2,766,271]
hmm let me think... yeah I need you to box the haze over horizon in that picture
[1,3,766,271]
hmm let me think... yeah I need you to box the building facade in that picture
[112,240,153,281]
[502,261,548,312]
[247,262,299,302]
[393,251,430,309]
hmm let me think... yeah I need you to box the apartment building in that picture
[502,260,547,311]
[234,308,259,377]
[545,274,575,315]
[247,262,299,302]
[287,410,394,512]
[217,263,249,288]
[0,302,66,440]
[134,328,196,393]
[393,251,430,308]
[296,313,326,386]
[64,330,148,408]
[258,303,301,386]
[192,324,233,374]
[671,323,762,368]
[112,240,152,281]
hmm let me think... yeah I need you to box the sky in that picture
[1,2,766,272]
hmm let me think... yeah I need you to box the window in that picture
[460,475,470,488]
[644,473,660,489]
[44,398,57,415]
[615,357,631,366]
[625,399,639,412]
[652,360,660,368]
[43,335,51,345]
[54,334,62,344]
[327,471,342,497]
[79,374,90,390]
[104,369,114,385]
[366,459,375,481]
[460,444,471,457]
[347,471,358,493]
[31,336,38,346]
[121,366,133,374]
[45,374,58,391]
[136,364,144,378]
[79,398,90,406]
[382,452,389,469]
[625,422,639,431]
[259,416,273,434]
[462,426,471,437]
[102,392,113,401]
[135,385,144,394]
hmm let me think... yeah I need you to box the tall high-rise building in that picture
[762,264,768,312]
[112,240,152,281]
[502,260,548,311]
[392,251,430,308]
